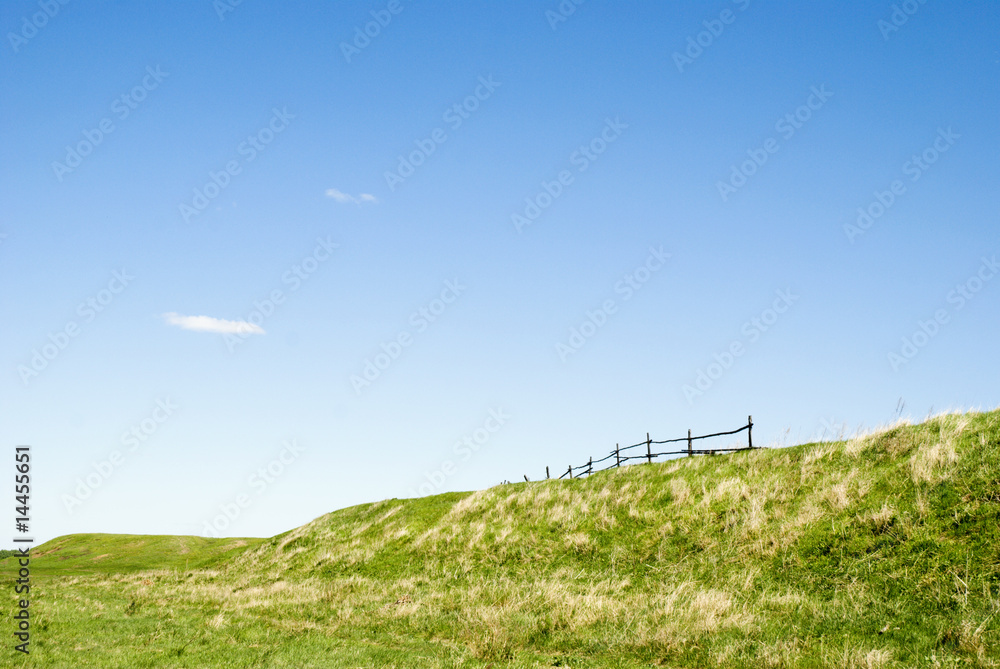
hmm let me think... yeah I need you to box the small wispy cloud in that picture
[325,188,377,205]
[162,312,265,335]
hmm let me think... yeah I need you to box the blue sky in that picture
[1,1,997,544]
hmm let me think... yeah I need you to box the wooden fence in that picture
[537,415,755,480]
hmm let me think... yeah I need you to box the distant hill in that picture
[5,410,999,667]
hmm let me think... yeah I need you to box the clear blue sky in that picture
[2,1,997,544]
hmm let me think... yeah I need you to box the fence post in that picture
[615,444,620,468]
[646,432,652,464]
[687,429,692,457]
[588,456,593,475]
[546,466,550,480]
[568,465,573,479]
[748,415,753,449]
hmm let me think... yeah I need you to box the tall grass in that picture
[4,410,1000,667]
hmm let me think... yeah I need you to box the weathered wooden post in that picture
[568,465,573,479]
[687,428,693,457]
[646,432,652,464]
[615,444,620,468]
[546,466,550,479]
[748,415,753,449]
[587,456,593,475]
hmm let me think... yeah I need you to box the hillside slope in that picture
[8,534,264,576]
[5,410,1000,667]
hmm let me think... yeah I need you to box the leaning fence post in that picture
[646,432,652,464]
[748,415,753,449]
[615,443,620,468]
[546,466,550,479]
[687,428,692,457]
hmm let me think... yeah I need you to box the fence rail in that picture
[539,415,755,480]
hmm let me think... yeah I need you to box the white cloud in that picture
[162,312,265,335]
[324,188,354,203]
[325,188,377,205]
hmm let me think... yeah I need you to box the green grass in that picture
[0,534,265,577]
[4,409,1000,667]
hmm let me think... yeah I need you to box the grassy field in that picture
[3,410,1000,667]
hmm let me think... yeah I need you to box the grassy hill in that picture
[4,410,1000,667]
[3,534,264,577]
